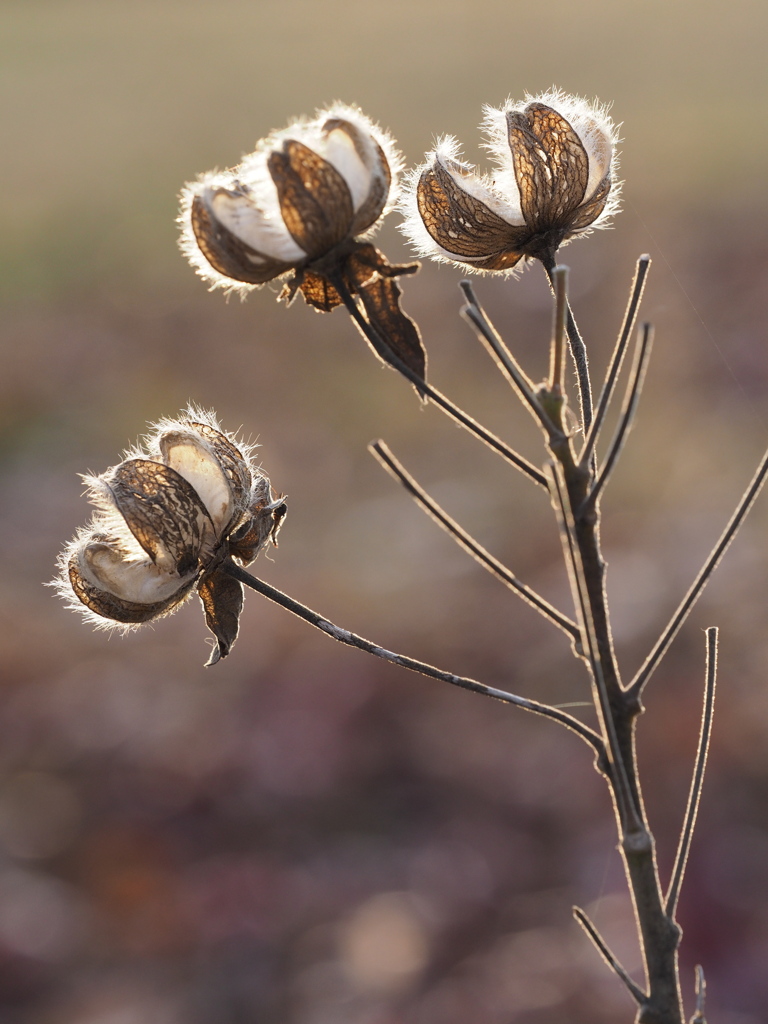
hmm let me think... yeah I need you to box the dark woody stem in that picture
[582,322,655,510]
[541,325,684,1023]
[330,273,548,489]
[221,559,604,754]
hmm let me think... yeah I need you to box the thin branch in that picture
[333,274,547,488]
[628,444,768,699]
[582,322,654,509]
[580,254,651,466]
[222,559,605,754]
[546,461,643,832]
[459,279,536,392]
[459,282,562,440]
[690,965,707,1024]
[666,627,718,919]
[573,906,646,1005]
[549,264,569,394]
[370,439,580,642]
[543,260,593,432]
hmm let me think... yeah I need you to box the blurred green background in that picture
[3,1,768,1021]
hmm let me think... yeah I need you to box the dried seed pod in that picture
[179,104,401,298]
[55,407,286,665]
[401,89,620,273]
[179,105,426,383]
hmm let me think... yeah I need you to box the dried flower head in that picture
[400,89,620,273]
[55,409,286,666]
[179,103,426,381]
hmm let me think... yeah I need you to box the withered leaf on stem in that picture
[199,569,244,666]
[356,274,427,390]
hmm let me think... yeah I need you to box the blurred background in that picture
[3,1,768,1021]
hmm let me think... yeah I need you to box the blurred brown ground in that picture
[3,2,768,1021]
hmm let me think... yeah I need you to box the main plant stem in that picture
[549,407,683,1023]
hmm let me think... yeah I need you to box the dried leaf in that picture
[199,569,244,666]
[349,243,419,283]
[355,274,427,390]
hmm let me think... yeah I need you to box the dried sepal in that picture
[229,488,287,564]
[415,149,527,269]
[506,102,589,233]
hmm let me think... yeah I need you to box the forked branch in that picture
[629,445,768,699]
[581,254,651,465]
[333,274,548,487]
[370,439,580,643]
[582,322,654,508]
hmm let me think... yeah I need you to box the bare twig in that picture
[549,264,569,393]
[628,445,768,699]
[582,322,654,508]
[459,281,562,440]
[221,559,605,754]
[370,439,580,642]
[459,280,536,392]
[580,254,651,466]
[666,628,718,919]
[543,260,593,432]
[334,274,547,488]
[690,965,707,1024]
[573,906,646,1005]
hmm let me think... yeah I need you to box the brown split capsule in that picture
[55,408,286,666]
[401,89,620,273]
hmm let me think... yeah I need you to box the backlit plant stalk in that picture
[58,91,768,1023]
